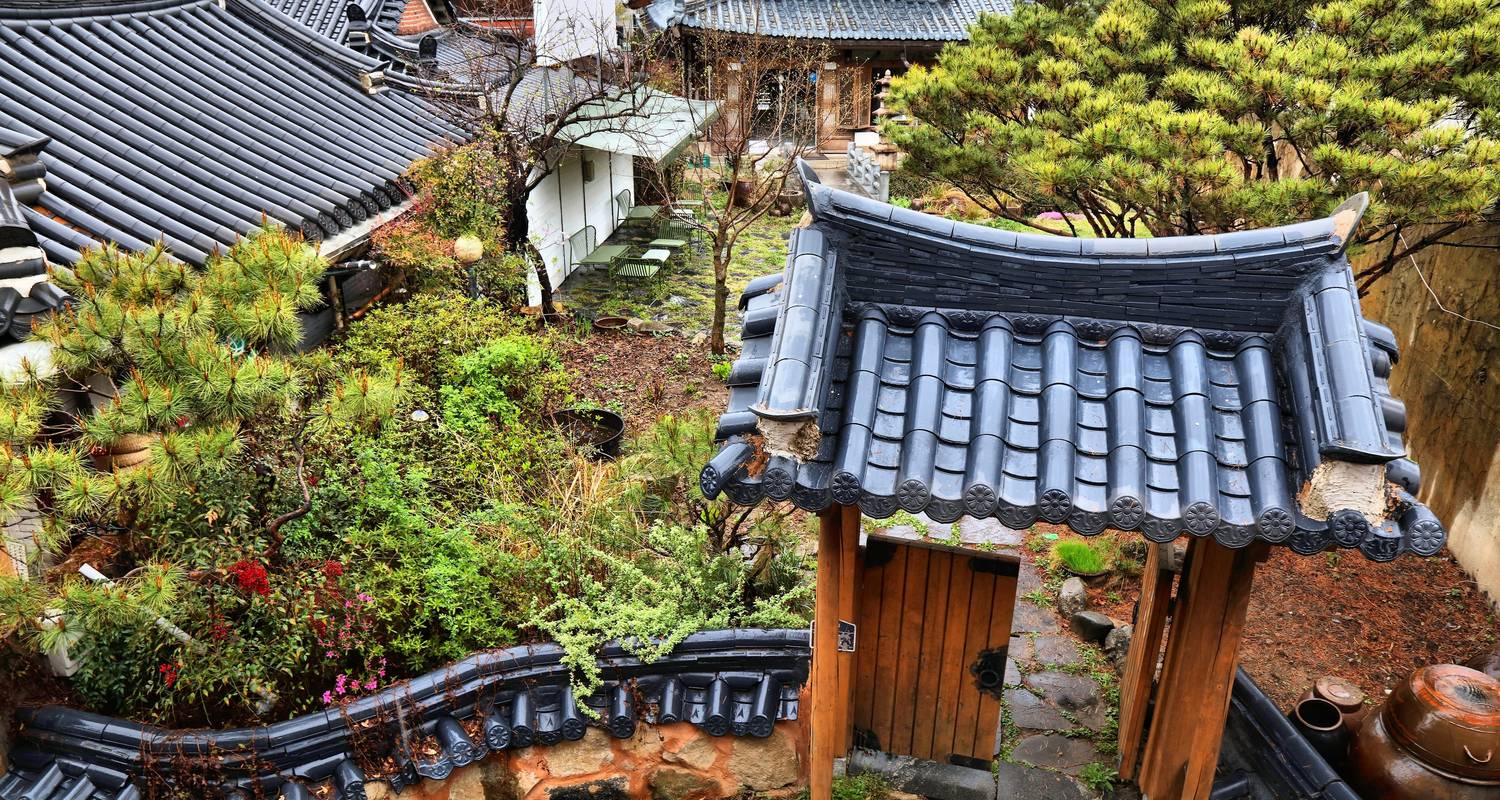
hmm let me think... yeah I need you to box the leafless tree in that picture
[643,26,832,353]
[396,4,675,318]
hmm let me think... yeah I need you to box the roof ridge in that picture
[0,0,205,22]
[797,158,1364,264]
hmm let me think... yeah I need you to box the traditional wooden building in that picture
[642,0,1015,149]
[701,162,1447,799]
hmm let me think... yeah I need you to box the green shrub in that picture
[440,335,570,432]
[334,293,516,388]
[1052,539,1110,574]
[412,142,510,251]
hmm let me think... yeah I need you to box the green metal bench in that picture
[612,248,671,279]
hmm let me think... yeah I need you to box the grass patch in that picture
[1051,539,1109,574]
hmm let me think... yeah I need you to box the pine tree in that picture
[885,0,1500,289]
[0,227,402,639]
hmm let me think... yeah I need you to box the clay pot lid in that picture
[1385,665,1500,781]
[1315,675,1366,713]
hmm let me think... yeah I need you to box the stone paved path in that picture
[996,559,1110,799]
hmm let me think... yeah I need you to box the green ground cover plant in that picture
[0,232,813,726]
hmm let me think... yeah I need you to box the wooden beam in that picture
[1137,538,1261,800]
[810,507,845,800]
[1117,544,1176,781]
[837,504,861,755]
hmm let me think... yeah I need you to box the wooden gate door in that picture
[852,538,1019,767]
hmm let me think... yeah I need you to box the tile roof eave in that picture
[0,629,811,800]
[700,160,1446,563]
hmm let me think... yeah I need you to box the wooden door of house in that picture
[852,539,1019,767]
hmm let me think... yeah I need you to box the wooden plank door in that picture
[853,539,1019,766]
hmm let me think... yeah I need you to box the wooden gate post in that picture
[810,507,845,800]
[1137,537,1261,800]
[1117,543,1176,781]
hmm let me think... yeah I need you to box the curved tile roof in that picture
[645,0,1015,41]
[0,0,462,266]
[701,161,1445,562]
[0,630,809,800]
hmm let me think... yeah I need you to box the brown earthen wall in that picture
[362,719,807,800]
[1359,223,1500,604]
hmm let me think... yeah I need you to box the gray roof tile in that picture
[702,161,1444,561]
[0,630,809,799]
[647,0,1014,41]
[0,0,462,267]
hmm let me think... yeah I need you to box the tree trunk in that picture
[506,190,558,322]
[711,248,730,354]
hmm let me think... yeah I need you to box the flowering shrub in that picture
[228,560,271,597]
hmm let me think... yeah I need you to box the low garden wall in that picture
[0,630,810,800]
[361,720,805,800]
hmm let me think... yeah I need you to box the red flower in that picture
[322,560,344,579]
[228,560,270,597]
[158,662,179,688]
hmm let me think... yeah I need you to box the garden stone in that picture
[1012,602,1061,634]
[545,728,613,776]
[663,736,719,771]
[1010,734,1099,775]
[1069,610,1115,643]
[727,727,799,790]
[547,777,631,800]
[480,758,524,800]
[1024,671,1103,712]
[444,765,487,800]
[1006,687,1070,731]
[1033,635,1080,666]
[1058,577,1088,616]
[1009,635,1033,662]
[995,762,1091,800]
[1018,560,1044,594]
[1005,657,1021,687]
[649,767,720,800]
[1104,624,1134,672]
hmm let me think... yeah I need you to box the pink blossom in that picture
[322,691,333,705]
[364,679,377,691]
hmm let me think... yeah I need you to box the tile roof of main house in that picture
[0,0,462,269]
[702,162,1446,563]
[644,0,1015,41]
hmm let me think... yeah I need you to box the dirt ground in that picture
[1240,547,1497,710]
[554,329,729,439]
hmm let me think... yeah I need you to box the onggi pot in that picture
[1346,665,1500,800]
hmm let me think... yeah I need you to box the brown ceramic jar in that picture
[1346,665,1500,800]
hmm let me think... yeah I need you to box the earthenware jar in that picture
[1291,696,1350,765]
[1347,665,1500,799]
[1299,675,1368,733]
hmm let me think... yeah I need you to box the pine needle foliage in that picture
[0,227,402,661]
[885,0,1500,289]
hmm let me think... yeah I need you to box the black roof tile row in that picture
[702,161,1445,562]
[0,630,810,800]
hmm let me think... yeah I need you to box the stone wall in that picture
[1360,222,1500,604]
[364,720,807,800]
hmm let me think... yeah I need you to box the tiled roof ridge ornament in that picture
[0,629,810,800]
[701,159,1446,561]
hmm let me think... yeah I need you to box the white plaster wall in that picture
[533,0,616,65]
[524,148,634,306]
